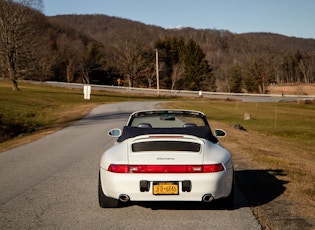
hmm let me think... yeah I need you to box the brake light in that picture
[107,164,224,173]
[108,164,129,173]
[203,164,225,172]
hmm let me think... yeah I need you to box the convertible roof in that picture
[117,126,218,143]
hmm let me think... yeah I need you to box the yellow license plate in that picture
[153,182,179,195]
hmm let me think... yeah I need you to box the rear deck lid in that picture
[128,135,204,165]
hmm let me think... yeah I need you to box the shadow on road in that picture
[117,169,288,211]
[235,169,288,208]
[84,112,131,122]
[72,112,131,127]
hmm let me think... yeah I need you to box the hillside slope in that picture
[50,14,315,56]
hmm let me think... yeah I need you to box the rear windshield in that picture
[129,112,207,128]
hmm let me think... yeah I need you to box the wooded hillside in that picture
[1,1,315,93]
[51,14,315,93]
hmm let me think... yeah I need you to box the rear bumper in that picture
[100,167,233,201]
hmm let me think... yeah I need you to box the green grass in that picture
[0,80,169,142]
[2,80,314,148]
[165,100,315,148]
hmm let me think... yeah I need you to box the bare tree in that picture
[171,63,185,90]
[298,54,314,84]
[31,33,57,82]
[111,33,150,87]
[77,42,106,84]
[141,64,155,89]
[55,33,86,83]
[244,53,276,94]
[116,42,147,87]
[0,0,43,90]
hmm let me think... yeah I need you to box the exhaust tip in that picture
[202,194,214,203]
[119,194,130,202]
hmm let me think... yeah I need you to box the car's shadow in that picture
[119,169,288,210]
[235,169,288,208]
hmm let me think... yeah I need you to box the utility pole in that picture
[155,49,160,95]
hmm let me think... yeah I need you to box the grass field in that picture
[1,80,314,228]
[268,83,315,96]
[0,80,166,147]
[163,100,315,228]
[165,100,315,146]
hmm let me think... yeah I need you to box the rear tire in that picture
[221,172,235,210]
[98,171,120,208]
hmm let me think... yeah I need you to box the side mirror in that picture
[214,129,226,138]
[108,129,122,137]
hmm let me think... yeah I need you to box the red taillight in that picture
[203,164,225,172]
[108,164,224,173]
[108,164,129,173]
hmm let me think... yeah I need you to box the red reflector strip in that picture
[108,164,224,173]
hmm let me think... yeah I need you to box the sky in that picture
[43,0,315,39]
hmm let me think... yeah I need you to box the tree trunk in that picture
[11,79,19,91]
[9,70,19,91]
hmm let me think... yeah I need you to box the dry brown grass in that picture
[268,83,315,96]
[212,121,315,229]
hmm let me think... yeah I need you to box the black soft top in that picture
[117,126,218,143]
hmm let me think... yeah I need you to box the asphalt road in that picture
[0,102,261,230]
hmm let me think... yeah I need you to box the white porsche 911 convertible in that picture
[99,109,234,209]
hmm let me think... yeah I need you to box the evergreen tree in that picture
[155,36,185,89]
[181,39,213,91]
[156,37,214,91]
